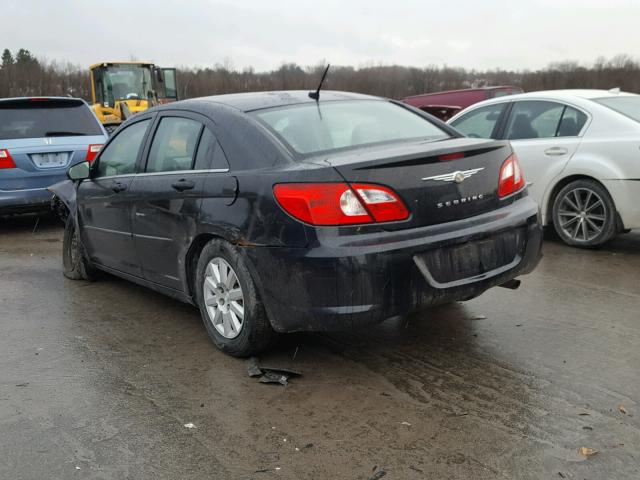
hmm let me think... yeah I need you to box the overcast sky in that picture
[4,0,640,71]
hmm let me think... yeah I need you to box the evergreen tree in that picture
[15,48,37,67]
[1,48,14,69]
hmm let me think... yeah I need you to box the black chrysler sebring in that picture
[51,90,542,356]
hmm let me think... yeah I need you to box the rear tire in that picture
[62,218,97,280]
[552,179,618,247]
[195,239,274,357]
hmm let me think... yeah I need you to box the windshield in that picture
[593,96,640,122]
[98,64,153,104]
[253,100,450,155]
[0,100,103,140]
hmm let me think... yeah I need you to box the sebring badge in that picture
[421,167,485,184]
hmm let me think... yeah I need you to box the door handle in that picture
[544,147,568,156]
[111,181,127,193]
[171,179,195,192]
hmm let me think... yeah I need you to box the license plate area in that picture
[415,228,525,287]
[30,152,70,168]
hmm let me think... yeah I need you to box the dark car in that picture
[51,90,542,357]
[0,97,107,215]
[402,86,523,121]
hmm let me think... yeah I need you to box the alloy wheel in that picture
[557,187,606,242]
[203,257,245,339]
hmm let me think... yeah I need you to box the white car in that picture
[448,89,640,247]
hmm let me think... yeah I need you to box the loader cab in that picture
[89,62,178,133]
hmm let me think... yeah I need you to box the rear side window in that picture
[506,101,587,140]
[96,120,149,177]
[253,100,449,155]
[194,128,229,170]
[450,103,506,139]
[0,99,103,140]
[146,117,202,173]
[557,107,587,137]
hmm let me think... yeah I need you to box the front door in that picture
[77,118,151,275]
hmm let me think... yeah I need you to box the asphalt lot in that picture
[1,215,639,479]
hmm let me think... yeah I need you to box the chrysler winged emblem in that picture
[422,167,485,184]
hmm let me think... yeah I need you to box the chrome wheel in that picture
[557,187,606,242]
[203,257,245,339]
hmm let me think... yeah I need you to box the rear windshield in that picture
[253,100,450,155]
[0,99,103,140]
[592,96,640,122]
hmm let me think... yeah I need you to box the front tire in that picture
[195,239,273,357]
[552,179,618,247]
[62,218,97,280]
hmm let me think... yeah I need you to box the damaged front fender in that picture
[48,180,78,225]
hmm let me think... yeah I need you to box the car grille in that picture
[416,228,526,286]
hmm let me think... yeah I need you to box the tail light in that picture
[273,183,409,226]
[0,149,16,169]
[498,153,525,198]
[86,144,102,162]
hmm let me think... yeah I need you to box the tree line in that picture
[2,48,640,101]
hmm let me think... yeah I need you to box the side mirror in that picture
[67,161,90,181]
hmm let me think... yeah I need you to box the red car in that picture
[402,86,523,121]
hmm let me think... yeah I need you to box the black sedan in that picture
[51,91,542,357]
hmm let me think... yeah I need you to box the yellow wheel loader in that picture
[89,62,178,134]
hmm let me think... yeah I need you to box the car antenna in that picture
[308,64,330,101]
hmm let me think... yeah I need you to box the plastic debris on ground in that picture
[368,468,387,480]
[579,447,598,457]
[247,357,302,386]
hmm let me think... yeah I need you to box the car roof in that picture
[168,90,381,113]
[403,86,520,101]
[474,89,639,104]
[0,96,87,103]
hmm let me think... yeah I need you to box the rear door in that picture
[500,100,588,203]
[130,112,230,290]
[78,117,151,275]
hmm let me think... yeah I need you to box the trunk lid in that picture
[320,138,513,229]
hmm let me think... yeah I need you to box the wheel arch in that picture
[184,231,279,332]
[183,231,265,300]
[544,174,622,230]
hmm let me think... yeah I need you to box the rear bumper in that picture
[244,196,542,333]
[0,187,54,214]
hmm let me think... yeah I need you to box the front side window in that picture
[146,117,202,173]
[253,100,449,155]
[450,103,506,139]
[95,120,150,177]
